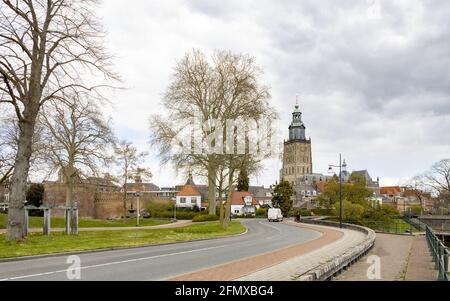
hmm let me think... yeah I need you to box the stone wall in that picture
[44,183,96,218]
[44,183,162,219]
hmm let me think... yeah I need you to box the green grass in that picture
[0,221,245,259]
[0,213,170,229]
[363,218,420,234]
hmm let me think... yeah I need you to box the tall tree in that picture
[40,96,114,207]
[237,167,250,192]
[272,180,293,215]
[114,140,149,215]
[0,0,118,240]
[151,49,277,220]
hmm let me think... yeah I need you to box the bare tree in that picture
[0,0,118,240]
[419,159,450,214]
[151,50,277,220]
[114,140,150,215]
[40,95,114,207]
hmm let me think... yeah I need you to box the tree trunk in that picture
[7,119,36,241]
[223,171,234,229]
[207,162,216,215]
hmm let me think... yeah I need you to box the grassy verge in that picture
[0,221,245,259]
[0,213,170,229]
[325,217,420,234]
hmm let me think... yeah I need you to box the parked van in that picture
[268,208,283,222]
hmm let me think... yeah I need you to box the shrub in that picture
[192,214,219,222]
[311,208,333,216]
[256,208,267,217]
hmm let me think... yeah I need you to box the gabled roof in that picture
[380,186,402,195]
[231,192,258,206]
[177,184,201,197]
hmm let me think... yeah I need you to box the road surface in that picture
[0,220,321,281]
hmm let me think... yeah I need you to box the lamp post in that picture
[172,197,177,222]
[135,191,141,227]
[329,153,346,229]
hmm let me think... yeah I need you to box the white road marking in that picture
[0,244,228,281]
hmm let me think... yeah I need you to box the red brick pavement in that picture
[169,222,344,281]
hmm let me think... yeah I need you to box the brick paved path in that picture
[170,222,350,281]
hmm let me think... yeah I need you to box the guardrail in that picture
[297,219,376,281]
[426,225,449,281]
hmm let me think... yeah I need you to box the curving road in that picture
[0,220,322,281]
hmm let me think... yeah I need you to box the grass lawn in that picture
[0,221,245,259]
[0,213,170,229]
[363,218,420,234]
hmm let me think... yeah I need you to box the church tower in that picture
[281,101,313,186]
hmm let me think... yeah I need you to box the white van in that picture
[268,208,283,222]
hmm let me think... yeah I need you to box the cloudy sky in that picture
[95,0,450,187]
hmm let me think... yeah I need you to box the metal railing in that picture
[426,225,449,281]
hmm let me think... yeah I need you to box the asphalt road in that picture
[0,220,321,281]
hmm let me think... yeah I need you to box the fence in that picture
[426,225,449,281]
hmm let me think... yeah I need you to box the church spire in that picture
[289,98,306,141]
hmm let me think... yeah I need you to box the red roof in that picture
[176,185,201,197]
[380,186,402,195]
[231,192,258,206]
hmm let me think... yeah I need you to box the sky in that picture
[94,0,450,188]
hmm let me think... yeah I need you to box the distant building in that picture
[379,186,432,214]
[0,179,10,203]
[281,103,313,186]
[249,186,273,207]
[176,178,202,209]
[351,170,380,190]
[230,192,259,216]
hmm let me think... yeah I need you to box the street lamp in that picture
[329,154,346,229]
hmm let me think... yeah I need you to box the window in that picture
[191,197,197,204]
[234,209,240,214]
[180,197,186,204]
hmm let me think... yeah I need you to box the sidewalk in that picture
[335,234,437,281]
[0,220,193,234]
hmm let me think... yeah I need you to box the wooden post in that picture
[65,208,71,235]
[43,208,51,236]
[24,208,29,237]
[72,206,79,235]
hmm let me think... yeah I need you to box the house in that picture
[231,192,259,217]
[176,184,202,209]
[249,186,273,207]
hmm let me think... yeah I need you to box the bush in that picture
[146,201,200,220]
[311,208,333,216]
[192,214,219,222]
[294,209,311,216]
[256,208,267,217]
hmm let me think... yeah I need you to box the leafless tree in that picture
[40,95,114,208]
[151,49,277,220]
[0,0,118,240]
[114,140,150,215]
[419,159,450,214]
